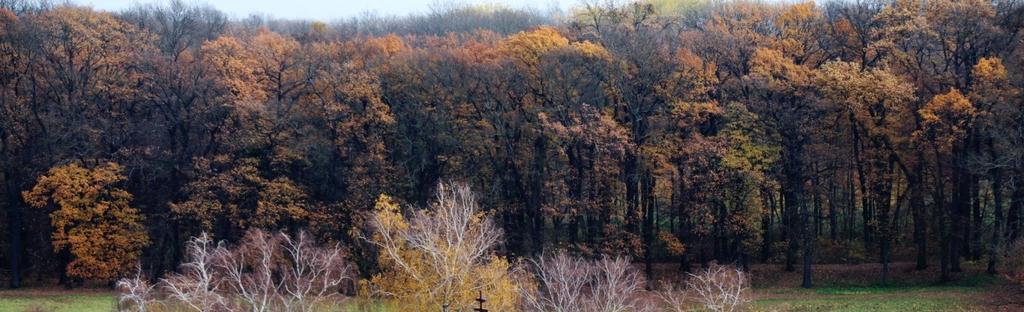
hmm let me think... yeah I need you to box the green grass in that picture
[0,292,397,312]
[754,284,988,312]
[0,293,115,312]
[755,296,975,312]
[0,284,996,312]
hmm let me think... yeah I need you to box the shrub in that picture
[1002,240,1024,291]
[116,267,156,312]
[366,182,521,311]
[685,263,751,312]
[116,229,353,312]
[520,252,646,312]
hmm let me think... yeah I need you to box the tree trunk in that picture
[1009,172,1023,242]
[801,199,813,288]
[852,121,872,245]
[829,177,839,241]
[988,166,1004,274]
[911,155,928,270]
[3,173,22,289]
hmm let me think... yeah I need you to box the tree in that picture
[915,89,977,281]
[967,57,1017,274]
[816,60,916,283]
[743,47,819,287]
[520,252,646,312]
[22,162,149,282]
[366,183,520,311]
[171,157,309,239]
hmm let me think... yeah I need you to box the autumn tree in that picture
[171,157,309,239]
[743,47,819,287]
[22,162,149,282]
[916,89,977,281]
[366,183,520,311]
[816,60,916,283]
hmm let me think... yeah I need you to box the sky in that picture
[72,0,579,21]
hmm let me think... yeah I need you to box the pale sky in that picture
[73,0,578,21]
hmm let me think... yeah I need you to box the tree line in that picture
[1,0,1023,290]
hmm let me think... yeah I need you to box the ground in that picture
[0,262,1019,311]
[0,289,113,312]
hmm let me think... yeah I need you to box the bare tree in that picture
[369,182,504,309]
[116,267,157,312]
[521,252,646,312]
[215,230,282,312]
[279,231,352,312]
[1002,240,1024,291]
[654,284,689,312]
[685,264,751,312]
[521,252,592,312]
[122,230,352,312]
[215,229,354,312]
[162,233,229,312]
[587,256,646,312]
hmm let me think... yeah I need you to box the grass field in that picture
[751,285,991,312]
[0,285,1008,312]
[0,263,1017,312]
[0,290,114,312]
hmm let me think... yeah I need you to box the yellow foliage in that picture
[570,40,613,61]
[658,231,686,256]
[973,57,1007,83]
[917,89,976,150]
[365,193,521,311]
[22,162,149,281]
[816,60,916,145]
[171,157,309,233]
[748,47,815,91]
[498,26,569,67]
[201,36,264,103]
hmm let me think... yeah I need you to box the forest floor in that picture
[743,262,1020,311]
[0,262,1018,311]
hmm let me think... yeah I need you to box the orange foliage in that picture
[22,162,149,281]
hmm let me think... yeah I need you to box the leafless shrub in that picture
[116,267,157,312]
[654,284,689,312]
[162,233,229,312]
[685,263,751,312]
[587,257,646,312]
[215,230,281,312]
[521,252,646,312]
[279,231,352,312]
[118,230,353,312]
[215,229,354,312]
[521,252,592,312]
[1002,240,1024,291]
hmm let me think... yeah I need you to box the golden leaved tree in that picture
[22,162,149,281]
[365,183,521,311]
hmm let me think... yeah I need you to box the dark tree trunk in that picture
[911,155,928,270]
[878,157,895,285]
[852,122,872,245]
[951,162,967,273]
[643,173,655,284]
[1010,172,1023,242]
[783,132,805,274]
[530,136,547,254]
[3,173,23,289]
[761,188,776,263]
[988,165,1004,274]
[971,175,982,261]
[829,177,839,241]
[801,199,813,288]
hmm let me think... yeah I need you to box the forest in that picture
[1,0,1024,310]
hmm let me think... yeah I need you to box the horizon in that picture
[70,0,579,21]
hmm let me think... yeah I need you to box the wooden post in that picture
[474,290,488,312]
